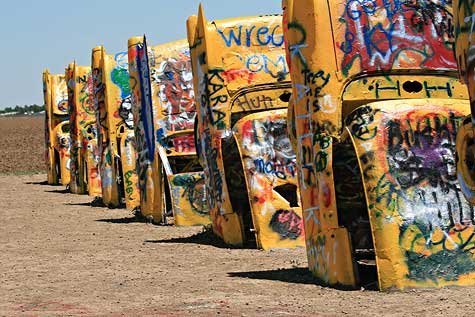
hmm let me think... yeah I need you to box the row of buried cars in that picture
[42,1,475,291]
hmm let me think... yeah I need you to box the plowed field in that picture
[0,116,45,174]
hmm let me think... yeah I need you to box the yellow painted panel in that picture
[128,36,163,220]
[119,131,140,210]
[347,99,475,290]
[66,63,81,193]
[43,70,70,185]
[306,228,357,287]
[187,5,293,247]
[67,63,100,195]
[101,48,138,208]
[43,70,56,184]
[233,109,305,250]
[128,36,211,225]
[53,121,71,186]
[168,172,211,226]
[93,47,119,206]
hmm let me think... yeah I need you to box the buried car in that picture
[284,0,475,290]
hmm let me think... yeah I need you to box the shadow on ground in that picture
[144,229,255,249]
[45,188,70,194]
[228,268,378,290]
[65,198,105,208]
[228,268,318,285]
[24,181,50,185]
[96,216,149,224]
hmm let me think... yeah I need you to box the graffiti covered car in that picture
[43,70,70,186]
[66,62,102,196]
[91,46,139,210]
[187,6,305,249]
[284,0,474,290]
[128,37,210,226]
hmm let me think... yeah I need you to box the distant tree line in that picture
[0,104,44,115]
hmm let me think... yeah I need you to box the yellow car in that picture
[285,0,474,290]
[66,62,102,196]
[92,46,139,210]
[43,70,70,186]
[128,37,210,225]
[187,5,304,250]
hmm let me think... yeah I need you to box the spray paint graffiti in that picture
[128,37,209,224]
[269,209,304,240]
[44,71,71,185]
[151,48,195,132]
[67,65,101,195]
[284,0,472,289]
[339,0,456,75]
[188,8,303,247]
[112,52,134,129]
[128,38,156,216]
[233,111,305,249]
[217,23,284,47]
[347,102,475,286]
[148,45,197,158]
[170,173,208,215]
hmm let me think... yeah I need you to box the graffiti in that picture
[92,64,108,176]
[118,96,134,129]
[78,73,95,115]
[205,68,228,128]
[253,158,296,180]
[54,77,69,114]
[306,235,338,283]
[171,174,208,215]
[234,94,275,112]
[313,133,331,173]
[172,134,195,153]
[190,11,304,248]
[203,133,223,211]
[111,52,133,129]
[128,41,153,207]
[297,69,331,109]
[67,66,100,194]
[287,20,308,69]
[240,54,288,79]
[222,69,256,84]
[351,106,475,282]
[150,47,196,137]
[124,170,134,201]
[241,118,297,181]
[217,24,284,47]
[136,41,155,161]
[345,105,380,140]
[269,209,303,239]
[339,0,457,75]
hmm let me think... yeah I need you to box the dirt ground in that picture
[0,116,44,174]
[1,117,475,316]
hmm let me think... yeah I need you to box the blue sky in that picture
[0,0,282,109]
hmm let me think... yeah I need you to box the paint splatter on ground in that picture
[1,117,475,316]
